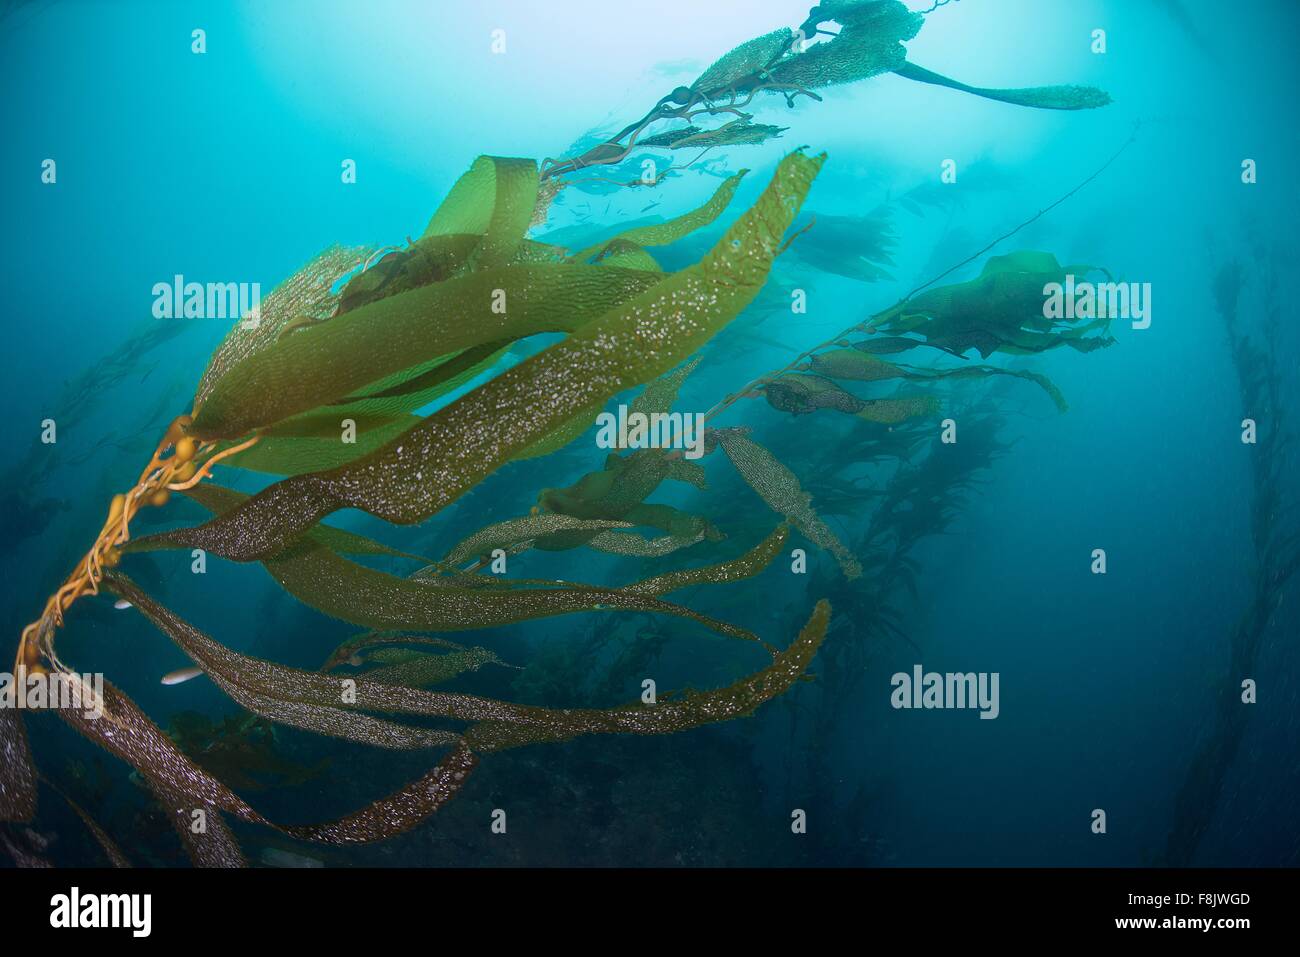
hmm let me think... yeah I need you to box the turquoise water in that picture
[1,0,1297,867]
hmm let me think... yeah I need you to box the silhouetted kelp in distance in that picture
[3,1,1118,866]
[541,0,1109,181]
[1163,250,1299,866]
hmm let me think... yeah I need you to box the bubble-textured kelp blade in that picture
[627,524,788,595]
[130,485,430,564]
[0,708,38,822]
[164,151,824,560]
[191,264,661,439]
[150,780,245,868]
[570,171,747,262]
[57,790,131,868]
[279,744,478,846]
[716,430,862,579]
[262,542,759,641]
[108,571,806,739]
[58,675,265,825]
[771,0,921,89]
[894,61,1111,110]
[465,599,831,751]
[356,647,504,689]
[587,529,703,557]
[690,28,794,96]
[195,245,373,408]
[443,514,634,565]
[322,632,466,672]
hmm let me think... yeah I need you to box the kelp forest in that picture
[1,0,1295,872]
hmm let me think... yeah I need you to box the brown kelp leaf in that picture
[46,785,131,867]
[58,674,266,825]
[150,780,245,868]
[465,599,831,751]
[443,514,635,565]
[280,744,478,846]
[0,707,38,822]
[639,119,788,151]
[165,151,824,561]
[716,429,862,579]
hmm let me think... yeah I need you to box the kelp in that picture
[164,151,823,563]
[763,374,940,423]
[542,1,1108,180]
[713,429,862,580]
[866,251,1116,358]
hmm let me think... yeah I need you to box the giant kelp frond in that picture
[9,151,831,858]
[163,151,823,562]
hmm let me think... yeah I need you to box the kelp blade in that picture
[163,151,825,561]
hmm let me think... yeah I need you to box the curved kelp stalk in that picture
[4,150,832,865]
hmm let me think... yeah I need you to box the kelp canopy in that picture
[2,0,1116,867]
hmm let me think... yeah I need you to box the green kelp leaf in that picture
[764,374,938,423]
[443,514,635,565]
[421,156,540,269]
[196,245,373,408]
[807,348,905,382]
[808,348,1068,412]
[690,27,795,97]
[335,234,481,314]
[0,708,38,823]
[322,632,466,672]
[786,210,896,284]
[772,0,921,89]
[587,529,704,557]
[168,151,824,561]
[129,485,431,564]
[630,356,702,417]
[465,599,831,752]
[894,62,1111,111]
[639,120,788,151]
[262,541,759,641]
[191,263,661,439]
[715,429,862,579]
[626,524,788,595]
[570,171,747,263]
[872,250,1115,358]
[355,647,506,689]
[592,239,663,273]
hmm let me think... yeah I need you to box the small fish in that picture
[641,202,660,213]
[113,599,132,610]
[161,666,204,686]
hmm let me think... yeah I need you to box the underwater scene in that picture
[1,0,1297,875]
